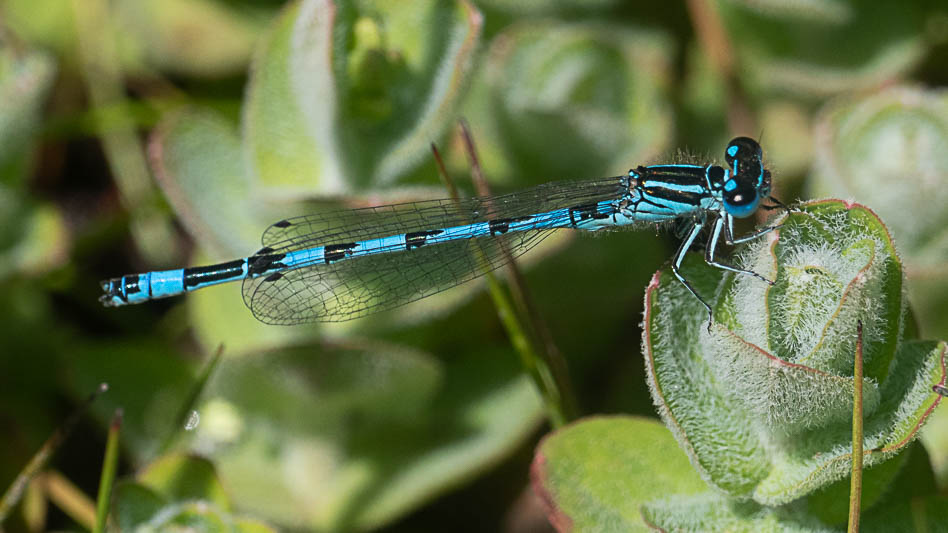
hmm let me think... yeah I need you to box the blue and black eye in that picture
[725,137,763,168]
[722,179,761,218]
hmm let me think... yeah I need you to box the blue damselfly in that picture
[101,137,782,325]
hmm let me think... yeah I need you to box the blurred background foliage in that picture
[1,0,947,531]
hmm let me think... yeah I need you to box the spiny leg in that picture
[671,220,714,328]
[760,196,797,213]
[724,212,780,245]
[706,216,774,285]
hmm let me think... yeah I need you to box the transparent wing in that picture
[258,178,625,251]
[243,177,625,324]
[243,229,556,324]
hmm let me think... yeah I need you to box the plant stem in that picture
[43,471,97,529]
[685,0,757,135]
[848,321,864,533]
[458,120,577,424]
[430,139,574,427]
[93,410,122,533]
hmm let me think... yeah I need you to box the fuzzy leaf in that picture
[644,200,947,504]
[532,416,706,533]
[642,493,836,532]
[806,88,948,486]
[809,87,948,334]
[243,0,482,196]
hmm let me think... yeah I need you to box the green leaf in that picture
[477,21,673,184]
[199,341,443,431]
[111,482,167,532]
[532,416,706,533]
[186,343,542,530]
[768,203,903,381]
[0,44,56,184]
[0,196,68,281]
[0,1,77,63]
[473,0,620,14]
[3,0,269,78]
[150,108,264,257]
[138,454,231,510]
[0,40,64,281]
[862,495,948,533]
[112,465,279,531]
[242,0,332,195]
[136,500,278,532]
[641,443,946,531]
[153,502,231,530]
[859,443,948,532]
[644,200,948,504]
[809,86,948,267]
[243,0,482,195]
[233,517,280,533]
[809,87,948,334]
[642,494,837,532]
[67,341,199,462]
[807,87,948,488]
[922,403,948,488]
[804,447,908,526]
[718,0,929,97]
[113,0,267,77]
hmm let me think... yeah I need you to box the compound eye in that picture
[725,137,763,168]
[723,180,760,218]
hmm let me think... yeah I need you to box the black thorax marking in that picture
[642,186,705,206]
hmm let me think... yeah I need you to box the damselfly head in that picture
[722,137,770,218]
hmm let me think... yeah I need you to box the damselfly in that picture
[101,137,783,325]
